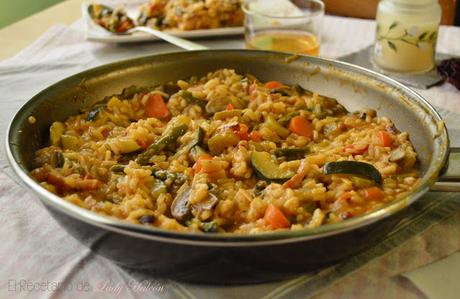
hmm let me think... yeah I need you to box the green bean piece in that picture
[136,125,188,165]
[180,91,207,109]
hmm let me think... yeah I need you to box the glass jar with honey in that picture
[373,0,441,73]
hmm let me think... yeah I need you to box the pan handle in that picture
[430,147,460,192]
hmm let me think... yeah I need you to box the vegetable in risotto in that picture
[31,69,419,234]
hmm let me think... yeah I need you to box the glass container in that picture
[373,0,441,73]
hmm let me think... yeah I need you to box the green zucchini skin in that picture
[323,161,382,184]
[274,147,309,161]
[251,151,293,183]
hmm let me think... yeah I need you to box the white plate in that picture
[82,1,244,43]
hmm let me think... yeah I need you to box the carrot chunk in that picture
[363,187,385,201]
[337,192,352,202]
[233,123,249,140]
[145,94,170,119]
[288,116,313,138]
[226,103,235,110]
[193,155,212,174]
[377,131,392,147]
[249,131,262,141]
[264,204,291,229]
[264,81,283,90]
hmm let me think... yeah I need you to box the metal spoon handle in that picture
[133,26,208,51]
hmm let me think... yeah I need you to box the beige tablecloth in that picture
[0,15,460,299]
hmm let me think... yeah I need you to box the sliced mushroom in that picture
[170,184,219,221]
[389,147,406,162]
[192,193,219,213]
[170,184,192,222]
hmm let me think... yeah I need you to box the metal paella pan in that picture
[6,50,460,283]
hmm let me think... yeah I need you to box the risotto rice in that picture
[31,69,419,234]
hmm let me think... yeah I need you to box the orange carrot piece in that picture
[288,116,313,138]
[344,144,369,155]
[249,131,262,141]
[145,94,170,119]
[193,155,212,174]
[226,103,235,110]
[264,204,291,229]
[264,81,283,90]
[283,159,308,189]
[337,192,352,202]
[233,123,249,140]
[363,187,385,201]
[282,173,304,189]
[377,131,392,147]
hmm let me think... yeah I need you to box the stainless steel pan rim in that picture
[5,49,452,245]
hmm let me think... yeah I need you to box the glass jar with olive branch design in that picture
[373,0,441,73]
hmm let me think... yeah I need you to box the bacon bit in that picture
[249,131,262,141]
[226,103,235,110]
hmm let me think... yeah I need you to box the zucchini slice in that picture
[323,161,382,184]
[274,147,309,161]
[251,151,294,183]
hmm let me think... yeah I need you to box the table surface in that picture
[0,0,83,60]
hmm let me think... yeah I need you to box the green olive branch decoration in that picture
[376,21,437,53]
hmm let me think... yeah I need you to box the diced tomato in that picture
[264,204,291,229]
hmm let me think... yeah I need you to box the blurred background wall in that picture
[0,0,64,29]
[0,0,459,30]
